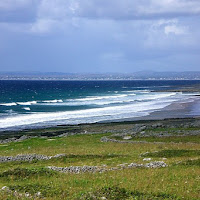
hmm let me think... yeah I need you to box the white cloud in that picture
[27,0,79,33]
[28,0,200,34]
[1,0,200,23]
[164,25,188,35]
[37,0,70,20]
[142,18,191,50]
[152,19,178,27]
[150,18,189,35]
[30,19,58,34]
[69,0,200,19]
[0,0,199,35]
[138,0,200,17]
[0,0,31,10]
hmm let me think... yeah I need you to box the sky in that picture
[0,0,200,73]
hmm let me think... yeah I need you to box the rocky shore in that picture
[0,118,200,145]
[100,118,200,144]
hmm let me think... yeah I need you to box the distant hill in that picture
[0,71,200,80]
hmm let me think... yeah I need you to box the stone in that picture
[0,153,66,163]
[47,160,168,175]
[25,193,30,197]
[145,161,167,168]
[47,165,99,174]
[36,191,41,197]
[151,123,163,128]
[143,158,152,161]
[128,163,144,168]
[123,136,132,140]
[192,120,200,127]
[133,124,146,132]
[1,186,9,191]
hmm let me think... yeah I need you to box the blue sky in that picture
[0,0,200,73]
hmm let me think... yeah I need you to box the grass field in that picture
[111,135,200,144]
[0,127,200,199]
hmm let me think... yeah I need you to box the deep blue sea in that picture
[0,80,200,131]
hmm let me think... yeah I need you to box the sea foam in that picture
[0,94,178,129]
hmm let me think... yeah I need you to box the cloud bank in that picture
[0,0,200,72]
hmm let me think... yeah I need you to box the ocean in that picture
[0,80,200,131]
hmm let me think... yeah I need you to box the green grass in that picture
[0,167,57,180]
[80,186,182,200]
[176,159,200,167]
[8,183,68,197]
[141,150,200,158]
[0,127,200,200]
[111,135,200,143]
[145,127,200,134]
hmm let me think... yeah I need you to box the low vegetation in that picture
[0,167,57,180]
[111,135,200,143]
[80,186,182,200]
[0,121,200,200]
[175,158,200,167]
[141,149,200,158]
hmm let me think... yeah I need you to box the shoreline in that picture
[94,96,200,123]
[0,96,200,139]
[1,116,200,142]
[1,82,200,135]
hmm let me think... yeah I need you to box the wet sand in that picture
[101,96,200,123]
[100,83,200,123]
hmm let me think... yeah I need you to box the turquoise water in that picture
[0,80,199,130]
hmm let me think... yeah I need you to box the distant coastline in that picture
[1,71,200,80]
